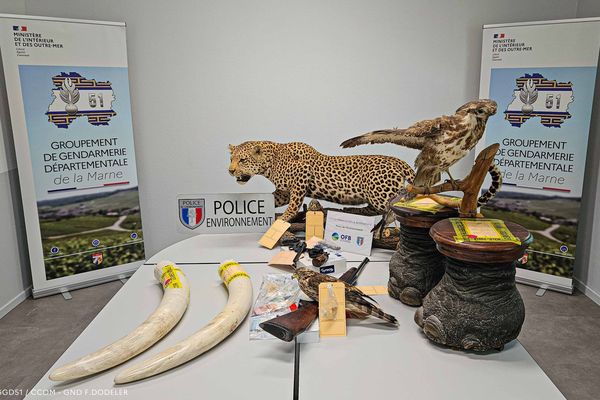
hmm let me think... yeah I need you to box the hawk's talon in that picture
[443,178,460,191]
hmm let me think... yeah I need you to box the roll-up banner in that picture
[478,18,600,293]
[0,14,145,297]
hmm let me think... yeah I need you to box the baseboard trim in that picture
[0,285,32,319]
[573,278,600,306]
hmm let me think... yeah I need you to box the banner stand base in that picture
[59,288,72,300]
[32,263,141,299]
[516,268,573,296]
[535,286,548,297]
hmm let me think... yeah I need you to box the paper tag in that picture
[318,282,346,337]
[259,219,291,249]
[393,196,459,214]
[305,236,321,249]
[268,251,297,266]
[306,211,325,239]
[450,218,521,245]
[356,285,388,295]
[161,265,183,289]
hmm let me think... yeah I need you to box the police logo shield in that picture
[179,198,205,229]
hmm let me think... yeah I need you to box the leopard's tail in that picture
[477,163,502,206]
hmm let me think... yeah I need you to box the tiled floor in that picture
[0,282,599,400]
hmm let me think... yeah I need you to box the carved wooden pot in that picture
[388,205,457,306]
[415,219,532,352]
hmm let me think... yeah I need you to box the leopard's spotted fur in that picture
[228,141,415,222]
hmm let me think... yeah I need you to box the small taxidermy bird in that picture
[341,99,497,234]
[294,267,398,325]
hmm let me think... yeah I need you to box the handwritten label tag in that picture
[306,210,324,239]
[305,236,321,249]
[450,218,521,245]
[258,219,291,249]
[268,251,297,266]
[356,285,388,295]
[318,282,346,337]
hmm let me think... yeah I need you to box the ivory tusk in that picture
[114,260,253,384]
[49,261,190,381]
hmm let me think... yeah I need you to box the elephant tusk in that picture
[49,261,190,381]
[114,260,253,384]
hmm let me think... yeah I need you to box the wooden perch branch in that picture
[407,143,500,218]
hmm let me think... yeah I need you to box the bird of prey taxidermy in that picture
[340,99,498,190]
[294,267,398,325]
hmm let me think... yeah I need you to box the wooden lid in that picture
[429,219,532,263]
[390,204,458,229]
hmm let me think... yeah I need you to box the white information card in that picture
[324,210,376,256]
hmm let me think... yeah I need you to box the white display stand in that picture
[28,235,565,399]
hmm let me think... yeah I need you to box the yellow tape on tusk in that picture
[161,265,184,289]
[218,261,250,286]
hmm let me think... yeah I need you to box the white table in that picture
[298,266,566,400]
[146,232,395,264]
[27,264,296,399]
[28,237,565,399]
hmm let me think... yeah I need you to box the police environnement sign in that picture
[478,18,600,293]
[177,193,275,234]
[0,14,145,296]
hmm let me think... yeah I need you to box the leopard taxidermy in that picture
[227,141,502,223]
[228,141,415,222]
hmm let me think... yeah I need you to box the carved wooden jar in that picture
[415,219,532,352]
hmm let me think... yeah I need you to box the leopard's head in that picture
[228,141,269,185]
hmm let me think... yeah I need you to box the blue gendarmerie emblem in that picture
[46,72,118,128]
[504,73,574,128]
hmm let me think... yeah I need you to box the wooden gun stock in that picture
[259,257,369,342]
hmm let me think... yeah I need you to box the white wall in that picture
[0,152,31,318]
[4,0,597,313]
[574,2,600,304]
[16,0,577,252]
[577,0,600,18]
[0,0,30,317]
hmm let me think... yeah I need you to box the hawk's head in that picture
[455,99,497,120]
[227,141,270,184]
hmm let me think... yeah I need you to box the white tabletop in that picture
[28,238,565,399]
[299,266,565,400]
[27,264,296,399]
[146,232,394,264]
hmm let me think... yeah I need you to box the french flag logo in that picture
[13,25,27,31]
[493,33,505,39]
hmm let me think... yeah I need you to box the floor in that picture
[0,282,599,400]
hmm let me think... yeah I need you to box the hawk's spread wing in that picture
[340,115,457,150]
